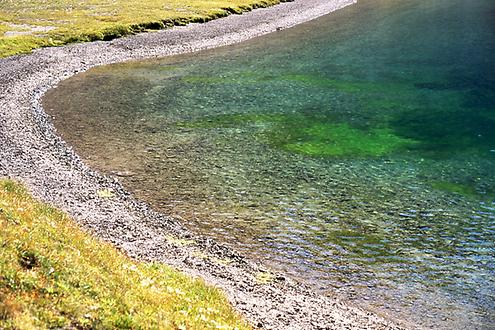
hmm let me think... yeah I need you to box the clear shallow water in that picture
[44,0,495,328]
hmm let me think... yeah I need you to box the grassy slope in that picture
[0,0,282,58]
[0,179,251,330]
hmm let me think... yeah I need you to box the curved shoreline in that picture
[0,0,409,328]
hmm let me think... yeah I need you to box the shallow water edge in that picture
[43,0,495,328]
[0,0,409,329]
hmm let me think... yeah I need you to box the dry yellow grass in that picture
[0,179,251,329]
[0,0,281,57]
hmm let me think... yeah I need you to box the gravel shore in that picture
[0,0,410,328]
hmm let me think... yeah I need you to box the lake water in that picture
[44,0,495,328]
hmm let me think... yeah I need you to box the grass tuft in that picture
[0,179,251,329]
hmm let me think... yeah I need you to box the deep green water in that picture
[45,0,495,328]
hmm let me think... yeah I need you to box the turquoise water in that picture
[44,0,495,328]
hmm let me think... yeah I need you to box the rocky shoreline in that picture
[0,0,410,328]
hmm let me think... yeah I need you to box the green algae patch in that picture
[0,179,250,330]
[180,72,412,95]
[282,123,416,157]
[281,74,414,95]
[431,181,478,197]
[282,74,364,93]
[178,112,417,158]
[430,180,495,200]
[182,76,231,84]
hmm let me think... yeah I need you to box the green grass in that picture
[0,0,282,58]
[0,179,251,330]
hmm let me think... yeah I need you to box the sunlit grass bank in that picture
[0,0,282,58]
[0,179,250,329]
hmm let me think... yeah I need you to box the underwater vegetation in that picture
[43,0,495,327]
[179,112,417,157]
